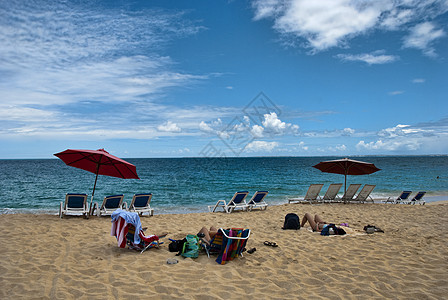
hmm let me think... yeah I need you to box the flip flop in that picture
[247,248,256,254]
[264,241,278,247]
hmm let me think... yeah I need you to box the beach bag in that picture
[169,238,186,253]
[181,234,200,258]
[321,224,346,236]
[282,213,300,230]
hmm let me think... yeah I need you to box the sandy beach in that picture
[0,201,447,299]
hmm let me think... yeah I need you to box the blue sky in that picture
[1,0,447,158]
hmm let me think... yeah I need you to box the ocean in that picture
[0,156,447,215]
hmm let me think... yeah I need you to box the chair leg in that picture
[59,203,63,218]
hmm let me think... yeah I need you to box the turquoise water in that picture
[0,156,447,214]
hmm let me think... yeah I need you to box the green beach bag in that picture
[181,234,200,258]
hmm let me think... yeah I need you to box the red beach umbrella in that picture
[312,158,380,193]
[54,148,140,206]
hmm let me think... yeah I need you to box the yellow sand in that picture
[0,202,447,299]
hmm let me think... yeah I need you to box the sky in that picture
[1,0,447,159]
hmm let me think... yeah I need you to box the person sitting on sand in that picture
[301,213,330,232]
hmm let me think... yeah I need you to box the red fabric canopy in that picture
[54,148,139,179]
[313,158,380,176]
[313,158,380,192]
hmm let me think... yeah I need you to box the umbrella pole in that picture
[344,174,347,194]
[91,172,99,206]
[89,172,98,216]
[90,161,101,214]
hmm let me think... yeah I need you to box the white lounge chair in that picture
[408,191,426,205]
[288,184,324,204]
[208,191,249,213]
[340,184,362,203]
[91,194,126,217]
[59,193,89,218]
[349,184,375,203]
[321,183,343,203]
[128,193,154,216]
[247,191,269,211]
[384,191,412,204]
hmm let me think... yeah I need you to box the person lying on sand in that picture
[301,213,332,232]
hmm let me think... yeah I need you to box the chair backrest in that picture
[304,184,324,200]
[216,228,251,265]
[65,193,87,208]
[229,191,249,205]
[355,184,376,201]
[342,184,361,200]
[102,194,124,209]
[412,191,426,201]
[248,191,269,204]
[322,184,342,200]
[398,191,412,200]
[132,194,152,208]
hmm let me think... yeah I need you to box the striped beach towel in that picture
[111,217,128,248]
[216,228,249,265]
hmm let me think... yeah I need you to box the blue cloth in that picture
[111,209,142,244]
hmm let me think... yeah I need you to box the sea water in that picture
[0,156,447,215]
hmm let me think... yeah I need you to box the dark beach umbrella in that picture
[54,148,140,206]
[312,158,380,193]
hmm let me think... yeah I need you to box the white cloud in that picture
[263,112,286,133]
[245,141,279,152]
[251,125,264,138]
[0,105,57,122]
[378,124,425,138]
[412,78,426,83]
[157,121,181,133]
[252,0,448,52]
[298,141,308,151]
[336,144,347,151]
[199,121,214,133]
[355,120,448,153]
[342,128,355,136]
[199,112,299,139]
[262,112,299,135]
[403,22,445,57]
[336,51,398,65]
[389,90,405,95]
[356,139,420,151]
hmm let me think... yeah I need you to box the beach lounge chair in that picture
[128,193,154,216]
[208,191,249,213]
[321,183,343,203]
[409,191,426,205]
[349,184,376,203]
[247,191,269,211]
[202,228,251,264]
[91,194,126,217]
[340,184,362,203]
[384,191,412,204]
[59,193,89,218]
[288,184,324,204]
[110,209,161,253]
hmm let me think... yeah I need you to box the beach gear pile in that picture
[321,224,346,236]
[110,209,160,253]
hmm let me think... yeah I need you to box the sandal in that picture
[247,248,256,254]
[264,241,278,247]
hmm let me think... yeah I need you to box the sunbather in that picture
[197,226,218,245]
[301,213,330,232]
